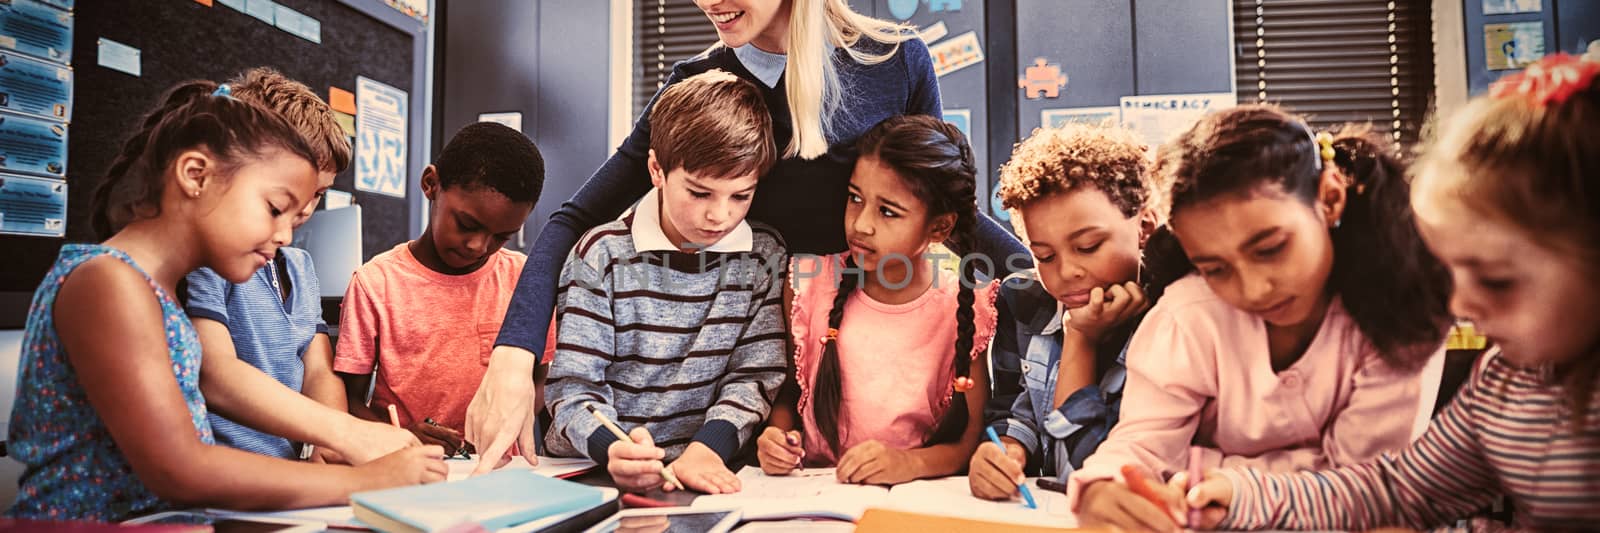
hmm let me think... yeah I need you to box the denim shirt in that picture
[987,271,1130,481]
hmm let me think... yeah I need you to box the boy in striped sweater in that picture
[1182,54,1600,532]
[544,70,786,494]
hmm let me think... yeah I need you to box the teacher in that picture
[465,0,1029,472]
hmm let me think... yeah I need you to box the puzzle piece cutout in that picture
[1018,58,1067,99]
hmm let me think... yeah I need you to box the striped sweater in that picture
[1218,348,1600,531]
[544,211,788,466]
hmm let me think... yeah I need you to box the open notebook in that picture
[690,467,1076,527]
[447,455,597,481]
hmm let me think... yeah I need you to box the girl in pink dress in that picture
[756,115,1000,485]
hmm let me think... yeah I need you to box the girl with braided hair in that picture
[7,80,444,521]
[755,114,997,485]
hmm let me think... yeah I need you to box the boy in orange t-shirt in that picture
[334,122,544,454]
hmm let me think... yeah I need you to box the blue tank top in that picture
[7,244,214,521]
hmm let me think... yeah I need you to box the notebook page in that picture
[691,467,890,520]
[447,455,597,481]
[884,477,1078,528]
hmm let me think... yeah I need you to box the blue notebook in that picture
[350,469,607,533]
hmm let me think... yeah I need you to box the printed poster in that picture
[478,111,523,132]
[0,173,65,237]
[0,111,67,177]
[1119,93,1236,146]
[355,76,408,198]
[943,108,970,139]
[1485,22,1545,70]
[1041,107,1119,129]
[0,52,71,121]
[1482,0,1540,15]
[929,31,983,77]
[0,0,72,65]
[96,38,141,77]
[918,20,948,44]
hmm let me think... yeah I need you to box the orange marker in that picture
[387,404,401,427]
[1121,464,1178,526]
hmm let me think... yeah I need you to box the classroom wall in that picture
[1462,0,1598,95]
[835,1,1232,230]
[435,0,614,254]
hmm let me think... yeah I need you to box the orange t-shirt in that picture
[334,243,526,431]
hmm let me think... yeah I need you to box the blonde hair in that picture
[784,0,918,159]
[1412,79,1600,265]
[1411,54,1600,429]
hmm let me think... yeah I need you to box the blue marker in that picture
[985,426,1037,509]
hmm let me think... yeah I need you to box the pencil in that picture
[785,431,805,471]
[387,404,400,427]
[585,402,682,491]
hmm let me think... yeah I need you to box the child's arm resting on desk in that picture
[543,248,624,463]
[333,274,385,423]
[837,358,990,485]
[57,258,446,510]
[1193,378,1498,532]
[543,248,673,493]
[674,254,790,492]
[302,330,347,414]
[693,256,788,463]
[970,372,1043,500]
[186,270,415,465]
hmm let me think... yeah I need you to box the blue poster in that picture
[0,111,67,177]
[35,0,71,11]
[0,173,65,237]
[943,108,970,138]
[355,76,408,198]
[0,0,72,65]
[0,52,71,121]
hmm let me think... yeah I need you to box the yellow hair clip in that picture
[1315,131,1336,163]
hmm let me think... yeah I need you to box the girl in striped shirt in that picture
[1183,53,1600,532]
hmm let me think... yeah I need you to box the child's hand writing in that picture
[835,440,919,486]
[608,427,667,493]
[1077,471,1184,533]
[1065,282,1149,342]
[355,445,448,489]
[407,420,467,456]
[335,419,421,465]
[756,427,805,475]
[669,442,741,494]
[1171,469,1233,530]
[968,439,1027,501]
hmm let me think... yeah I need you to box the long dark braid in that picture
[812,256,861,454]
[812,115,981,456]
[91,81,217,240]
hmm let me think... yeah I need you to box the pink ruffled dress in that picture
[789,253,999,466]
